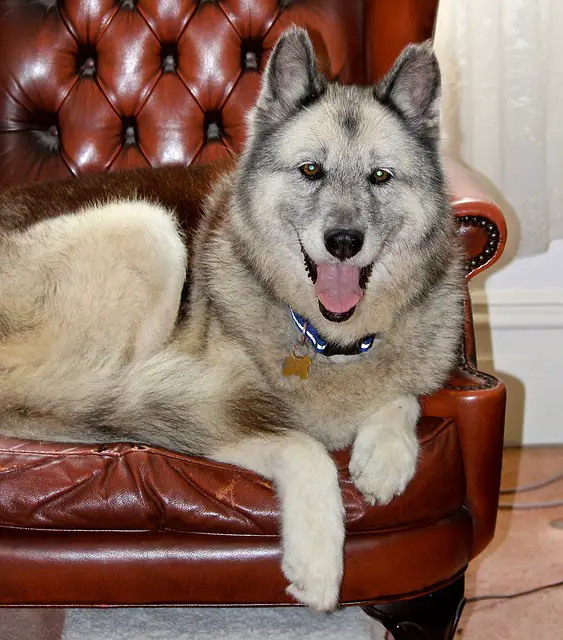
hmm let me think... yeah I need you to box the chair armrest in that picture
[445,156,508,280]
[422,366,506,558]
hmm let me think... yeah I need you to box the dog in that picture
[0,27,464,611]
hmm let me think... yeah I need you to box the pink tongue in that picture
[314,263,363,314]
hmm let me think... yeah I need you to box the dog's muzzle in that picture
[300,243,373,323]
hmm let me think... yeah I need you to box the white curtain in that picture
[434,0,563,256]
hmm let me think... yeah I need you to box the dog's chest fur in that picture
[180,207,394,449]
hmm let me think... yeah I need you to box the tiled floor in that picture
[458,447,563,639]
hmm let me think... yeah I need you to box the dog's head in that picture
[233,27,451,342]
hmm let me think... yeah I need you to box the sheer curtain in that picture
[434,0,563,256]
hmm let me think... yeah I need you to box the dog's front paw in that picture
[213,432,344,611]
[280,479,344,611]
[282,532,343,612]
[350,425,419,506]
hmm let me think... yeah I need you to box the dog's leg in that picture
[349,395,420,505]
[0,201,187,439]
[0,200,185,365]
[212,431,345,612]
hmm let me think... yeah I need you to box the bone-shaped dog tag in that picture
[283,320,311,380]
[282,353,312,380]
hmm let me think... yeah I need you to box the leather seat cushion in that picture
[0,416,464,536]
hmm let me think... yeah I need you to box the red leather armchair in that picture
[0,2,506,639]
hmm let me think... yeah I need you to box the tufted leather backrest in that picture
[0,0,438,187]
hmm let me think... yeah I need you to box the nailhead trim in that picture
[456,215,499,274]
[444,362,498,391]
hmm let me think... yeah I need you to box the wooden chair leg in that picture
[362,575,466,640]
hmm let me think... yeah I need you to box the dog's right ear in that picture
[252,26,326,126]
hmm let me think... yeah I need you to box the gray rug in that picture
[61,607,388,639]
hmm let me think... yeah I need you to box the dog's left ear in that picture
[252,26,326,125]
[376,41,441,140]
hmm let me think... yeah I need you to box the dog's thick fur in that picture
[0,29,463,610]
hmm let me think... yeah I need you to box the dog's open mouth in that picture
[301,245,373,323]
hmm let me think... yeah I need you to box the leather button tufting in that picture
[79,57,96,77]
[160,44,178,73]
[206,121,221,142]
[76,44,98,77]
[122,118,137,145]
[124,126,136,145]
[241,41,261,71]
[0,0,371,186]
[33,123,60,154]
[243,50,259,71]
[204,111,223,143]
[162,54,176,73]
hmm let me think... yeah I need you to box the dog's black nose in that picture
[324,229,364,260]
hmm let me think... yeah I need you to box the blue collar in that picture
[290,309,377,357]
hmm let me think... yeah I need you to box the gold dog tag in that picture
[283,352,312,380]
[283,328,311,380]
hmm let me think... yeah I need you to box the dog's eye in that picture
[369,169,393,185]
[299,162,324,180]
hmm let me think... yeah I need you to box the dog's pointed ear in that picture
[253,27,326,124]
[376,41,441,139]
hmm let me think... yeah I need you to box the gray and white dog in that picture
[0,28,463,610]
